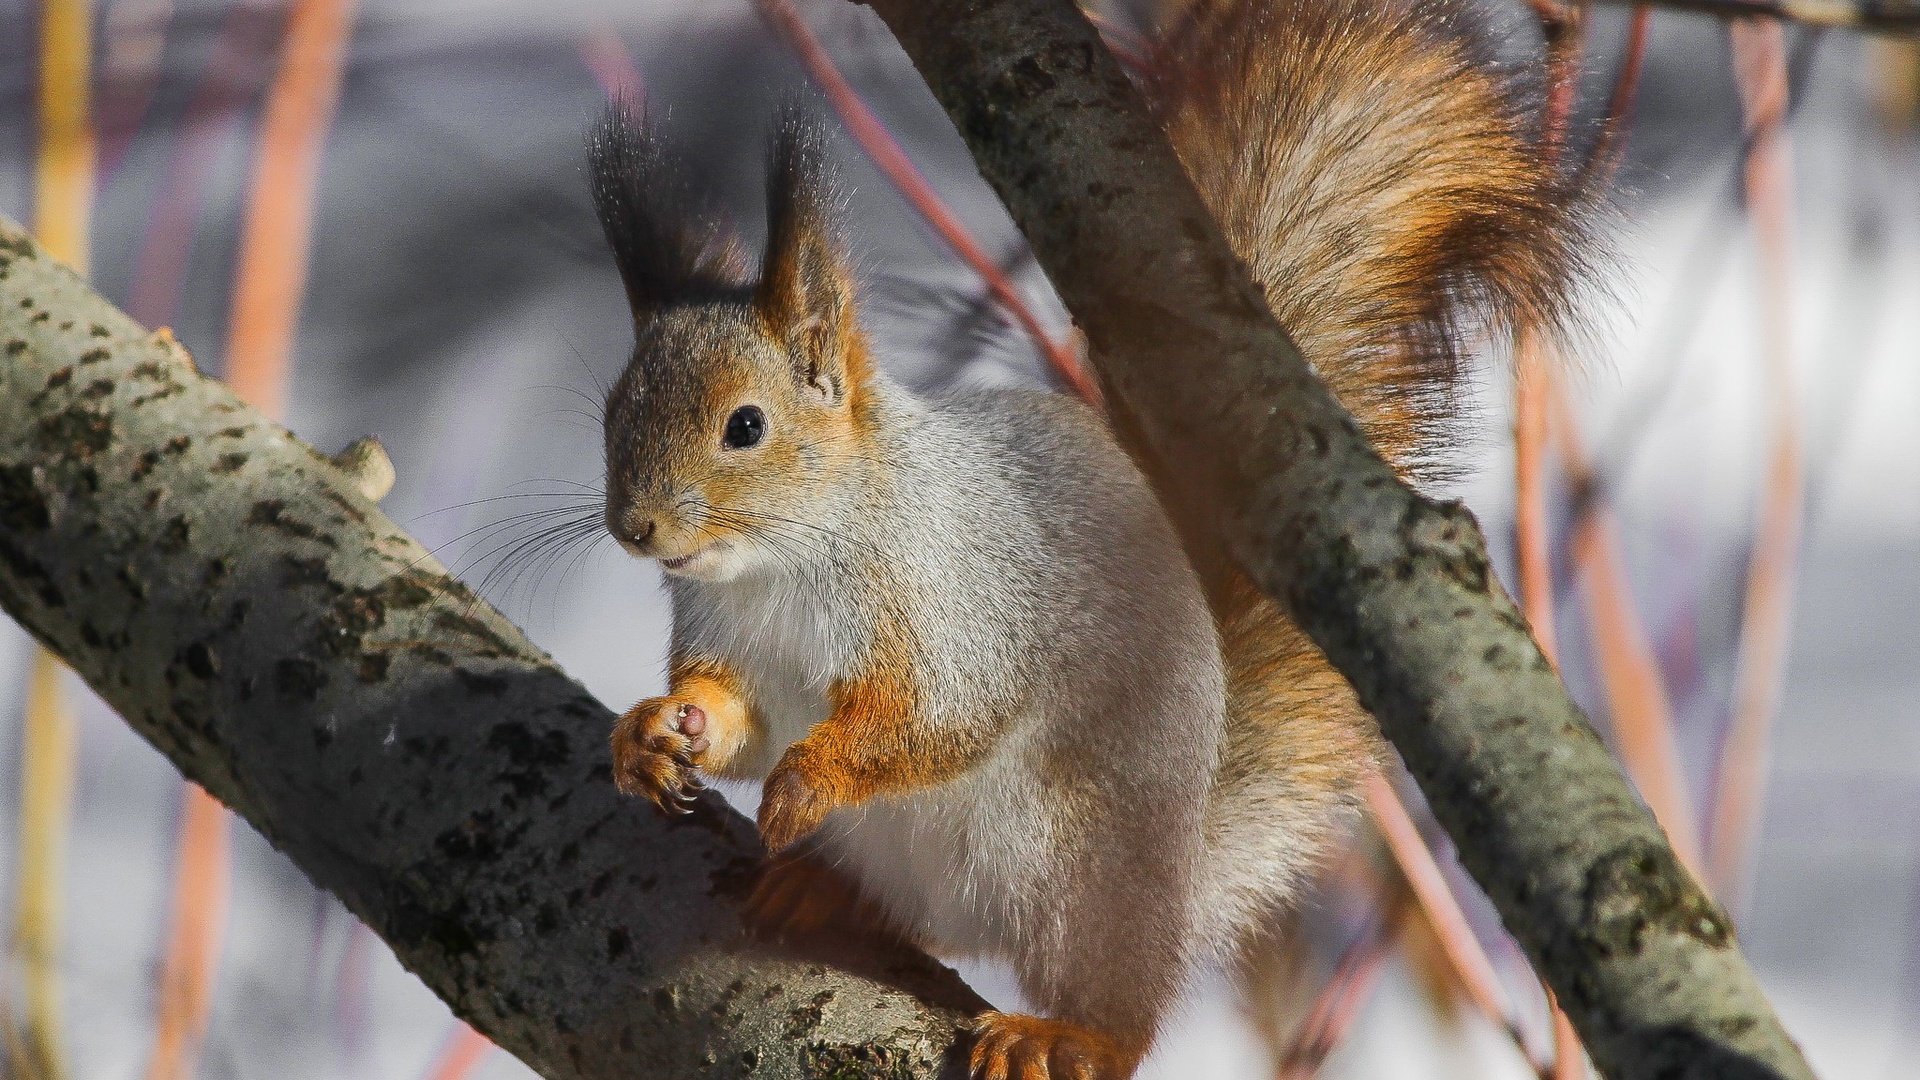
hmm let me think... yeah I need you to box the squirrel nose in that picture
[631,519,656,548]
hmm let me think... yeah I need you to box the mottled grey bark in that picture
[0,217,981,1080]
[852,2,1817,1078]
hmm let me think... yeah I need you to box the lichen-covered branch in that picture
[0,217,979,1080]
[852,2,1817,1078]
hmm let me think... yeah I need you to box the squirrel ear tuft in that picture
[587,98,731,320]
[756,106,857,399]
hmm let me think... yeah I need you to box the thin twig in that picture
[144,792,232,1080]
[420,1023,494,1080]
[1580,6,1655,186]
[577,27,646,102]
[1589,0,1920,36]
[1707,14,1807,915]
[13,652,75,1080]
[756,0,1097,403]
[1363,775,1543,1068]
[1274,901,1407,1080]
[222,0,360,416]
[1553,386,1702,869]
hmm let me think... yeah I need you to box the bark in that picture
[852,2,1817,1078]
[0,217,981,1080]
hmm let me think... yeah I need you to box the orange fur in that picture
[667,656,757,772]
[968,1011,1144,1080]
[756,622,990,852]
[1147,0,1588,890]
[611,655,754,810]
[745,851,914,947]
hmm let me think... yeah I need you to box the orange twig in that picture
[1363,775,1522,1041]
[1581,7,1655,185]
[1708,15,1805,913]
[147,3,359,1076]
[1554,388,1702,868]
[13,653,78,1080]
[33,0,96,274]
[223,0,360,417]
[143,791,231,1080]
[1275,897,1407,1079]
[1547,993,1586,1080]
[577,27,646,102]
[421,1023,494,1080]
[755,0,1097,404]
[1515,340,1561,662]
[127,3,281,332]
[1514,7,1586,666]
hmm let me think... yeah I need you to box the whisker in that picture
[455,511,604,584]
[471,517,607,611]
[425,505,604,554]
[410,493,601,523]
[527,382,608,419]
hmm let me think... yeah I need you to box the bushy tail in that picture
[1143,0,1589,950]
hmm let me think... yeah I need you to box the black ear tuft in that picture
[756,103,855,383]
[587,98,732,318]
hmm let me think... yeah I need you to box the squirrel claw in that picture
[756,761,840,853]
[967,1012,1134,1080]
[612,696,707,815]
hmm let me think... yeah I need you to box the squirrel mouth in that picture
[658,546,717,573]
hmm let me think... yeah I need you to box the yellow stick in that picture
[15,2,95,1076]
[14,653,77,1080]
[35,0,95,276]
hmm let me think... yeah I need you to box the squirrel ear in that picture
[588,99,729,322]
[756,108,857,403]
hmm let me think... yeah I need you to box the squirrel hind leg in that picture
[966,1011,1143,1080]
[743,850,914,950]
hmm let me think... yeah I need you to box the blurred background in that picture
[0,0,1916,1077]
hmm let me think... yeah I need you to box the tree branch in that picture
[851,2,1816,1078]
[0,217,980,1080]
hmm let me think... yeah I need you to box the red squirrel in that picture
[593,1,1584,1076]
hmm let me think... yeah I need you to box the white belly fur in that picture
[686,574,1046,961]
[816,738,1054,960]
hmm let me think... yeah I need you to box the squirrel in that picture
[590,0,1584,1076]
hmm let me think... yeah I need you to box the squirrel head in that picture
[591,101,874,583]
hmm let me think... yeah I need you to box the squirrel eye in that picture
[722,405,766,450]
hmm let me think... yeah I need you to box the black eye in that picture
[722,405,765,450]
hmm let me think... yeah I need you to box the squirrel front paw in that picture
[757,752,849,853]
[611,696,710,813]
